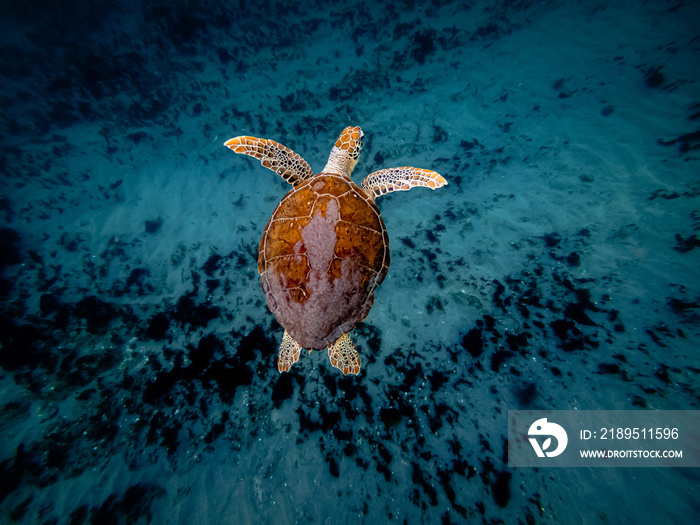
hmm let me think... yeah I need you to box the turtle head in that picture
[322,126,363,178]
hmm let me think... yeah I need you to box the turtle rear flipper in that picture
[278,330,302,372]
[328,333,361,375]
[224,136,313,186]
[361,167,447,199]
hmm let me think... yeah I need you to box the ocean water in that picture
[1,0,699,523]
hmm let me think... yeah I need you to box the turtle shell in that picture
[258,173,390,350]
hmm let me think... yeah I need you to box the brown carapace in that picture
[224,126,447,375]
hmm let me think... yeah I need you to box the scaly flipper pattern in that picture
[224,136,314,186]
[328,332,361,375]
[361,167,447,199]
[278,330,302,372]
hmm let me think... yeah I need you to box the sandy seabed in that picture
[1,0,699,523]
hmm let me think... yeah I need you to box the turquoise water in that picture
[1,0,698,522]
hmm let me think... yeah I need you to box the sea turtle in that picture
[224,126,446,375]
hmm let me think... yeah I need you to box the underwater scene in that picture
[1,0,699,523]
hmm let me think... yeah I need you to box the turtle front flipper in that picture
[361,167,447,199]
[328,333,361,375]
[224,136,314,186]
[278,330,302,372]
